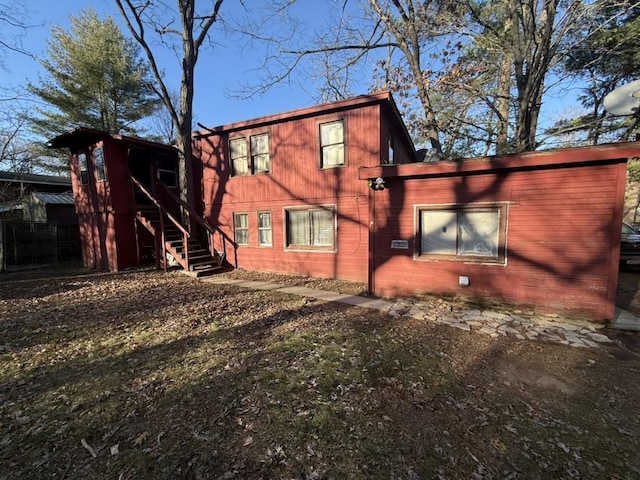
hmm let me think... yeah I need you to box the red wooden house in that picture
[48,128,225,273]
[51,91,640,322]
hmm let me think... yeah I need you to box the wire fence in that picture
[0,221,81,272]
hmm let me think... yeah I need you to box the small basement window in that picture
[417,204,507,264]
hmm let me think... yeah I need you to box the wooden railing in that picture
[131,176,191,270]
[157,182,228,264]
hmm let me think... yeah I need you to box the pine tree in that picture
[28,8,160,140]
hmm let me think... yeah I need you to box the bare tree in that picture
[114,0,224,212]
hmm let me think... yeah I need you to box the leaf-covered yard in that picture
[1,268,639,479]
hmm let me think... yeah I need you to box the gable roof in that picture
[47,127,175,153]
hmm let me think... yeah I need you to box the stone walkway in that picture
[201,277,626,349]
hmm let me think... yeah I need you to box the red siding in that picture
[198,102,407,282]
[368,159,627,321]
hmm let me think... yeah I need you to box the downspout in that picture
[368,184,376,295]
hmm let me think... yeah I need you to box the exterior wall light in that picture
[368,177,385,191]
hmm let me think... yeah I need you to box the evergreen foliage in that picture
[28,8,160,141]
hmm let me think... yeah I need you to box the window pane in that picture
[421,210,457,255]
[322,145,344,166]
[233,157,249,175]
[258,212,271,228]
[320,121,343,145]
[288,210,309,245]
[254,153,270,173]
[311,209,333,246]
[458,210,499,257]
[230,138,247,158]
[251,134,269,154]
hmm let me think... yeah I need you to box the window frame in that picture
[233,212,250,246]
[251,133,270,174]
[94,147,106,182]
[258,211,273,247]
[77,152,89,185]
[319,119,346,169]
[229,131,271,176]
[157,153,178,187]
[415,203,508,265]
[284,205,336,252]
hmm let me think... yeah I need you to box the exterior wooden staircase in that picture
[131,176,226,277]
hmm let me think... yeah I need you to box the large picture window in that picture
[285,206,335,250]
[418,204,507,264]
[320,120,344,168]
[234,213,249,246]
[230,132,270,176]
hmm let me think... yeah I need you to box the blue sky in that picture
[1,0,344,130]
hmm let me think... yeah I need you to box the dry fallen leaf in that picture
[110,444,119,456]
[133,432,149,446]
[81,438,97,458]
[243,436,253,447]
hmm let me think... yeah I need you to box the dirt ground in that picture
[1,267,639,479]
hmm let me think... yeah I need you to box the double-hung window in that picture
[286,206,335,250]
[230,138,249,176]
[230,133,270,176]
[320,120,344,168]
[258,211,272,247]
[418,204,507,264]
[234,213,249,246]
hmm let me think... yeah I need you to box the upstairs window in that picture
[387,133,395,164]
[230,138,249,176]
[157,154,177,187]
[230,132,270,176]
[320,120,345,168]
[417,204,507,264]
[251,133,270,173]
[78,153,88,185]
[94,147,106,182]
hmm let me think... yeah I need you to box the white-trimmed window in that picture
[94,147,106,182]
[230,138,249,176]
[286,206,335,250]
[258,211,272,246]
[320,120,344,168]
[251,133,270,173]
[418,204,506,264]
[234,213,249,246]
[230,133,270,176]
[78,152,88,185]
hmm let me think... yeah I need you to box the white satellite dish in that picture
[604,79,640,116]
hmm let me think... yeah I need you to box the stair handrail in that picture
[131,175,190,269]
[157,181,230,263]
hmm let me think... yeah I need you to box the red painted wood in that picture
[370,158,629,321]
